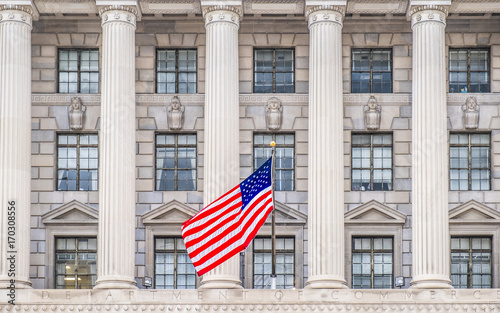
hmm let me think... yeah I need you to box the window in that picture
[156,134,196,191]
[58,49,99,93]
[156,49,197,94]
[351,133,392,191]
[254,49,294,93]
[155,237,196,289]
[450,133,490,191]
[352,237,393,289]
[55,237,97,289]
[57,134,98,191]
[351,49,392,93]
[253,133,294,191]
[451,237,492,288]
[253,237,294,289]
[449,49,489,93]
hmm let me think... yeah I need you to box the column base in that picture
[94,277,138,289]
[0,278,32,289]
[305,276,348,289]
[410,277,453,289]
[200,276,243,289]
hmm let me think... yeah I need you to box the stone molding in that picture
[410,6,448,27]
[202,5,242,27]
[99,5,139,27]
[0,5,34,27]
[41,200,99,226]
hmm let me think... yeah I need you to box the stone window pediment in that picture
[42,200,98,226]
[345,200,406,225]
[449,200,500,223]
[263,201,307,225]
[141,200,198,225]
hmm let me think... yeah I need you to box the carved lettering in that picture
[198,291,203,300]
[42,291,49,299]
[242,291,248,300]
[380,291,388,299]
[497,290,500,299]
[430,291,436,299]
[331,291,338,300]
[219,291,227,300]
[173,291,181,300]
[106,292,113,300]
[451,291,457,299]
[405,292,413,299]
[151,291,157,299]
[129,291,135,300]
[275,291,283,301]
[66,291,71,299]
[298,290,303,300]
[473,291,480,299]
[355,291,363,299]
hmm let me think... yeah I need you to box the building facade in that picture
[1,0,500,311]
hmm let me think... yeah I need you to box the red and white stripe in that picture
[182,185,273,276]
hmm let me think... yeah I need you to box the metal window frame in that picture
[449,132,491,191]
[56,133,99,191]
[252,132,295,191]
[253,48,295,93]
[252,236,295,289]
[450,236,492,288]
[449,48,490,93]
[351,236,394,289]
[155,133,197,191]
[54,237,97,289]
[57,48,100,94]
[351,48,393,93]
[154,237,195,289]
[156,49,198,94]
[351,133,393,191]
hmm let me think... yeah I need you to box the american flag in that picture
[182,157,274,276]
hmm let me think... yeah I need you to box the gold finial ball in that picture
[270,141,276,147]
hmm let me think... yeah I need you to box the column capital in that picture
[409,5,449,28]
[306,5,345,28]
[0,5,35,27]
[99,5,139,27]
[202,5,242,27]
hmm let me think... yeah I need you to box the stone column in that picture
[0,5,33,289]
[200,4,242,289]
[410,5,452,289]
[305,5,347,289]
[95,5,137,289]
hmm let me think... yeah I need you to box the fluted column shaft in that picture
[200,6,242,289]
[0,6,33,289]
[410,6,452,289]
[95,6,137,289]
[306,7,347,289]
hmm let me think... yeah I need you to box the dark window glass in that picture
[157,49,197,94]
[55,237,97,289]
[449,133,490,191]
[351,49,392,93]
[155,238,196,289]
[57,134,98,191]
[351,134,392,191]
[253,237,295,289]
[253,133,295,191]
[449,49,490,93]
[451,237,492,289]
[59,49,99,94]
[254,49,294,93]
[156,134,197,191]
[352,237,393,289]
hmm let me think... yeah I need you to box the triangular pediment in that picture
[345,200,406,224]
[264,202,307,225]
[42,200,98,225]
[449,200,500,223]
[142,200,199,225]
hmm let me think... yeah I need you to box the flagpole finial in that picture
[270,141,276,147]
